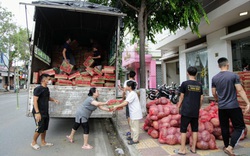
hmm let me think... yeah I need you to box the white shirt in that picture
[125,91,143,120]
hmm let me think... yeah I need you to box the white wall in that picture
[179,45,187,83]
[207,28,232,95]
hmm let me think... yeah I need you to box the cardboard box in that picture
[55,74,68,79]
[42,68,56,76]
[105,75,116,81]
[107,99,123,110]
[60,60,73,74]
[102,66,115,74]
[68,71,81,80]
[32,72,39,84]
[83,56,94,67]
[93,66,103,76]
[86,67,95,76]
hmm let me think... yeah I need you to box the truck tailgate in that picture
[27,85,116,118]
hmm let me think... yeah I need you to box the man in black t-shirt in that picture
[175,66,203,155]
[92,47,102,70]
[31,74,59,150]
[62,37,76,65]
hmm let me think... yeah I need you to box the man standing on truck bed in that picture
[92,46,102,70]
[31,74,59,150]
[62,37,76,66]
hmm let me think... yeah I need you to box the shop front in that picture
[156,0,249,96]
[122,46,156,89]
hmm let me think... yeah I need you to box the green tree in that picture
[0,4,29,89]
[88,0,209,88]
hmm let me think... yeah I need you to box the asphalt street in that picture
[0,91,115,156]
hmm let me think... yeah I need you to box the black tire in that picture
[149,94,156,100]
[171,96,179,104]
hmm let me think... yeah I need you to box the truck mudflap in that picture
[27,85,116,118]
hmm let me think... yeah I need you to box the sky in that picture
[0,0,34,29]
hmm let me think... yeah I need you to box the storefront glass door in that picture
[186,48,209,95]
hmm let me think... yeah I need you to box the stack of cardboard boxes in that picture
[33,57,116,88]
[238,71,250,125]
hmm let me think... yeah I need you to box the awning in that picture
[220,26,250,41]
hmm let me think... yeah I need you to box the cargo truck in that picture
[21,1,127,118]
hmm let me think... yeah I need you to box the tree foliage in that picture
[89,0,209,43]
[0,4,29,66]
[88,0,209,88]
[0,4,30,88]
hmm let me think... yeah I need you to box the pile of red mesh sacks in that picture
[143,99,248,150]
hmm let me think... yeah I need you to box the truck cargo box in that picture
[23,1,126,118]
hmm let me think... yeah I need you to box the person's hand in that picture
[244,104,250,114]
[35,113,41,122]
[105,100,110,105]
[64,59,69,63]
[54,99,59,104]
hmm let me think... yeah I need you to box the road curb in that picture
[111,117,142,156]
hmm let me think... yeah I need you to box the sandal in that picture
[66,135,74,143]
[41,142,54,147]
[31,143,40,150]
[190,149,196,154]
[224,148,235,156]
[126,136,132,140]
[82,144,93,149]
[173,149,186,155]
[128,140,139,145]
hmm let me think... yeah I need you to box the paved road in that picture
[0,91,114,156]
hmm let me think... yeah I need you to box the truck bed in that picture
[27,85,116,118]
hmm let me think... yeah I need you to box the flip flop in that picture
[126,136,132,140]
[31,143,40,150]
[224,148,236,156]
[66,135,74,143]
[82,145,93,149]
[128,140,139,145]
[190,149,196,154]
[173,149,186,155]
[41,142,54,147]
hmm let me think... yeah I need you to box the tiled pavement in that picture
[114,109,250,156]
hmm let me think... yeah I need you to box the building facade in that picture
[156,0,250,96]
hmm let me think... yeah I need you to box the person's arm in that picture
[92,55,101,59]
[91,100,107,107]
[177,93,184,108]
[113,100,129,111]
[200,95,204,108]
[212,87,218,102]
[98,105,110,112]
[33,96,41,122]
[49,97,59,104]
[62,48,68,63]
[235,84,250,114]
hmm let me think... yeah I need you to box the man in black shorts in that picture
[176,66,203,155]
[31,74,59,150]
[212,57,250,156]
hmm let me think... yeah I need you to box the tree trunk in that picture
[138,0,146,88]
[7,61,11,90]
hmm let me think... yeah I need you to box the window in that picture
[232,37,250,72]
[186,48,209,95]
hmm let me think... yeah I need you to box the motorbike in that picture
[146,83,180,104]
